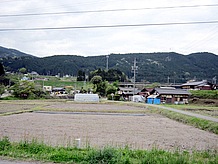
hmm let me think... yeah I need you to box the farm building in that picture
[181,80,216,90]
[149,87,191,104]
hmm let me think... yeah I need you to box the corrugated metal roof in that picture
[182,80,207,86]
[147,95,158,98]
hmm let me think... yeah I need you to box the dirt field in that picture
[0,101,218,151]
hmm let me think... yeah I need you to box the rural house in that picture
[117,87,141,100]
[181,80,215,90]
[148,87,191,104]
[118,82,143,99]
[139,88,153,97]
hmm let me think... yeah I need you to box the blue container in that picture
[147,98,160,104]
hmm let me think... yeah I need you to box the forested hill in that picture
[0,46,34,58]
[0,46,217,83]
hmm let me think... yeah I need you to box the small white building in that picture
[74,94,99,102]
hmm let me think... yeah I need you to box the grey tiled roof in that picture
[155,88,191,95]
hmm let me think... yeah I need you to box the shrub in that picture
[113,94,120,101]
[11,80,48,99]
[107,94,112,100]
[86,147,120,164]
[0,136,11,151]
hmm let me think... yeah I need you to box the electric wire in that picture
[0,4,218,17]
[182,25,218,51]
[0,20,218,32]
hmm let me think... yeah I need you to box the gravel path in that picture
[147,104,218,122]
[0,159,43,164]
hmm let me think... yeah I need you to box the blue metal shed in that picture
[147,95,161,104]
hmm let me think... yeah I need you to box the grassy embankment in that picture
[0,137,217,164]
[190,90,218,99]
[162,104,218,118]
[151,106,218,134]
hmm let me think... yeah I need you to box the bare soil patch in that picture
[0,102,217,151]
[0,100,64,114]
[0,103,36,114]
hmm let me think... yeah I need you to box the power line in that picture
[0,20,218,32]
[0,4,218,17]
[182,25,218,51]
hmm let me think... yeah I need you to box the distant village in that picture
[4,68,217,104]
[41,78,217,105]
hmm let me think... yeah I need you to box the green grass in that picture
[151,107,218,134]
[0,137,217,164]
[0,96,21,100]
[162,104,217,110]
[190,90,218,99]
[35,79,93,90]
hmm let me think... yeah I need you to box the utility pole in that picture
[106,55,109,71]
[167,76,170,85]
[213,76,217,84]
[131,58,138,95]
[42,78,45,92]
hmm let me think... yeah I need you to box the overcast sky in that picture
[0,0,218,57]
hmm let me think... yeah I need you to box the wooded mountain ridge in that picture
[0,46,217,83]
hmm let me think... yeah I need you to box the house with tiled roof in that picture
[181,80,215,90]
[148,87,191,104]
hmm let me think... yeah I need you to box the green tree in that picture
[77,70,85,81]
[19,67,27,74]
[96,80,107,96]
[0,63,5,76]
[80,87,87,93]
[106,81,118,95]
[90,76,107,96]
[11,80,45,99]
[89,69,127,82]
[106,84,117,95]
[107,69,126,82]
[90,75,102,85]
[0,63,9,87]
[0,84,5,96]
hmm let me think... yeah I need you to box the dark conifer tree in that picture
[0,63,5,76]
